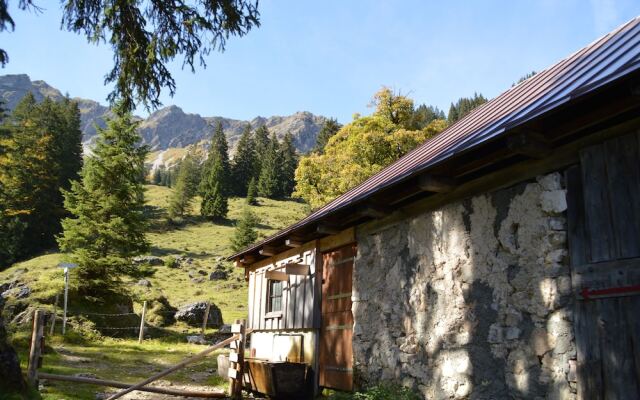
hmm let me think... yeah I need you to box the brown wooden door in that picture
[319,244,355,391]
[567,131,640,399]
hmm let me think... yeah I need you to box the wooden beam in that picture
[317,223,341,235]
[507,131,551,159]
[240,254,257,264]
[265,270,288,281]
[259,245,277,256]
[38,373,226,398]
[417,174,457,193]
[285,263,310,276]
[105,335,239,400]
[358,203,391,218]
[285,238,304,248]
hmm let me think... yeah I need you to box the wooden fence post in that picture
[201,301,211,337]
[28,309,45,387]
[138,301,147,344]
[49,294,59,336]
[228,319,245,399]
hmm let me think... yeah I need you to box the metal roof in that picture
[230,16,640,261]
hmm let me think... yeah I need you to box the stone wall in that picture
[352,172,576,399]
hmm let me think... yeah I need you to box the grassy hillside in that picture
[1,184,308,399]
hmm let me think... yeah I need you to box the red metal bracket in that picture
[580,285,640,300]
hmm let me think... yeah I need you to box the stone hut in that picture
[228,18,640,399]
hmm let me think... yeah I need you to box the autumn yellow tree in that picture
[294,88,447,209]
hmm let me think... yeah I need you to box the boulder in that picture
[175,302,223,328]
[137,279,152,287]
[209,270,228,281]
[132,255,164,266]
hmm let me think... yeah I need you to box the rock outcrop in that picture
[0,74,328,155]
[175,302,223,328]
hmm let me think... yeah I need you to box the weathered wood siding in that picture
[247,242,319,331]
[568,130,640,399]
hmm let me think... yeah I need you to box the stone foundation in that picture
[353,172,576,399]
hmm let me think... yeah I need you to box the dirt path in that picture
[97,380,226,400]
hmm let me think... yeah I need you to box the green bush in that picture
[325,384,421,400]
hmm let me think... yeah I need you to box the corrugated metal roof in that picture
[230,16,640,260]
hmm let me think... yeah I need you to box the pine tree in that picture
[0,93,83,265]
[313,118,341,154]
[279,132,298,197]
[246,177,257,205]
[230,207,259,252]
[168,154,200,218]
[210,122,230,195]
[57,103,149,291]
[257,132,283,198]
[231,124,255,196]
[253,125,270,177]
[200,156,228,220]
[447,93,488,124]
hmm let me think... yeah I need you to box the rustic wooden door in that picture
[566,131,640,399]
[319,244,356,391]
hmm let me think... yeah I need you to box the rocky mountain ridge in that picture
[0,74,328,154]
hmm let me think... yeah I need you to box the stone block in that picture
[541,190,568,214]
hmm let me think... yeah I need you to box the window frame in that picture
[266,279,284,317]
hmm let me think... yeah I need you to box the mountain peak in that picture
[0,74,329,154]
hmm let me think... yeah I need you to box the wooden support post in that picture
[106,334,240,400]
[49,294,59,336]
[28,309,45,387]
[138,301,147,344]
[228,319,246,399]
[202,301,211,337]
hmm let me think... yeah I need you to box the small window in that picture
[268,280,283,313]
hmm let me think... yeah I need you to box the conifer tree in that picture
[200,156,228,220]
[58,103,149,291]
[246,177,257,205]
[279,132,298,197]
[230,207,259,252]
[257,132,283,198]
[168,154,200,219]
[313,118,341,154]
[200,126,230,220]
[231,124,255,196]
[253,125,270,177]
[231,124,256,197]
[0,93,83,266]
[210,122,230,195]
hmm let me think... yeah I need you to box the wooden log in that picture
[105,334,239,400]
[27,309,45,386]
[38,373,226,398]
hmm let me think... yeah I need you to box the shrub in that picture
[326,384,421,400]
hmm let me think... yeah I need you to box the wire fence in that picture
[48,299,216,341]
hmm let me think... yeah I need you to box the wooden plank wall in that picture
[246,243,319,330]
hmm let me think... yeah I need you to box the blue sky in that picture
[2,1,639,122]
